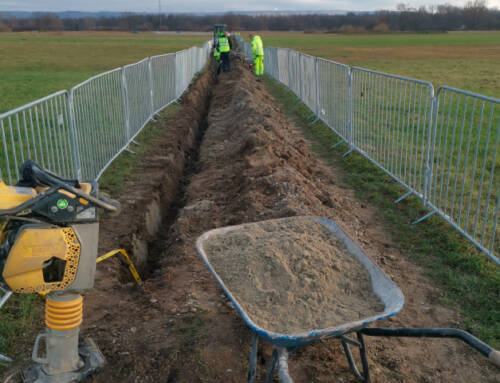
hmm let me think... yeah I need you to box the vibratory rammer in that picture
[0,161,119,383]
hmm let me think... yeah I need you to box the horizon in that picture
[1,0,499,14]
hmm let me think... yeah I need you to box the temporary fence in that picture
[235,35,500,265]
[0,40,212,183]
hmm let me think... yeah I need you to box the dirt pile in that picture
[81,54,498,383]
[203,216,384,334]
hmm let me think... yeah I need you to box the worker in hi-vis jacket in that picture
[216,31,231,72]
[250,34,264,76]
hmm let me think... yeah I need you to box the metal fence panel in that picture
[277,48,290,86]
[0,91,75,184]
[264,47,279,80]
[151,53,177,112]
[427,87,500,263]
[124,59,153,139]
[351,67,434,197]
[287,50,301,98]
[70,68,127,180]
[299,53,317,113]
[316,58,350,141]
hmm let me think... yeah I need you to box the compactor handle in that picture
[17,161,118,213]
[32,332,49,365]
[361,327,500,368]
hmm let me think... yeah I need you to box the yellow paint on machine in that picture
[0,180,37,210]
[45,295,83,331]
[2,227,81,293]
[96,249,142,285]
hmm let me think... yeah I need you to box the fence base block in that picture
[343,148,354,157]
[413,210,437,225]
[331,139,345,149]
[308,118,320,127]
[395,191,413,204]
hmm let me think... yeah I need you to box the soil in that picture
[77,53,500,383]
[203,216,384,334]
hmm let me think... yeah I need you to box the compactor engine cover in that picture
[2,225,81,293]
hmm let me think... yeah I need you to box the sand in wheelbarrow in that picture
[203,216,385,334]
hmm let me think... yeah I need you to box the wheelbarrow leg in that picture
[248,332,259,383]
[266,347,294,383]
[341,333,371,383]
[265,349,278,383]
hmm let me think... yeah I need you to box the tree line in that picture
[1,1,499,33]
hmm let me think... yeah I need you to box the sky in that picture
[0,0,499,13]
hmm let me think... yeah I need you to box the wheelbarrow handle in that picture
[361,327,500,368]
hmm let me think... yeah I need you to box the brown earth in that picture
[83,54,499,382]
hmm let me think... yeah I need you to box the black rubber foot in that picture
[20,338,105,383]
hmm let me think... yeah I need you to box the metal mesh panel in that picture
[428,87,500,261]
[124,59,152,139]
[70,69,127,180]
[277,49,290,86]
[316,58,350,141]
[151,53,176,112]
[351,67,433,197]
[0,91,75,183]
[299,54,317,113]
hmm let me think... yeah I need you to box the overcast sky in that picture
[1,0,499,13]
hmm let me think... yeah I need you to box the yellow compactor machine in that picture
[0,161,118,382]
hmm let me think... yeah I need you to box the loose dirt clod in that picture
[204,217,384,334]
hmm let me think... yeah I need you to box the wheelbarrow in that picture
[196,216,500,382]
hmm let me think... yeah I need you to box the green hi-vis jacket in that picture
[251,36,264,56]
[218,37,230,53]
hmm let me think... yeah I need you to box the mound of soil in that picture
[203,217,384,334]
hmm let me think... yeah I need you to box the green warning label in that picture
[57,199,69,210]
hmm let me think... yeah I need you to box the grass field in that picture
[247,31,500,98]
[0,31,210,113]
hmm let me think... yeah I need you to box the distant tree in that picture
[372,22,390,32]
[36,15,63,31]
[464,0,489,28]
[80,18,96,31]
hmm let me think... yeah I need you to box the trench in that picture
[145,93,212,275]
[99,62,216,284]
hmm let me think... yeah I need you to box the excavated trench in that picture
[80,54,499,383]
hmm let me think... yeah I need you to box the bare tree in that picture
[464,0,489,28]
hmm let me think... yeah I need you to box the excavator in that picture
[0,161,119,382]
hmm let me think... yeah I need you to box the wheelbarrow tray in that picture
[196,216,404,348]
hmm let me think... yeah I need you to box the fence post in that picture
[298,54,303,102]
[347,67,353,151]
[287,49,292,89]
[314,57,320,117]
[424,87,438,208]
[120,67,130,142]
[67,89,82,180]
[148,57,155,117]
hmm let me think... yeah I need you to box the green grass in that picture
[263,74,500,348]
[99,102,182,195]
[0,295,42,373]
[247,31,500,98]
[0,31,210,113]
